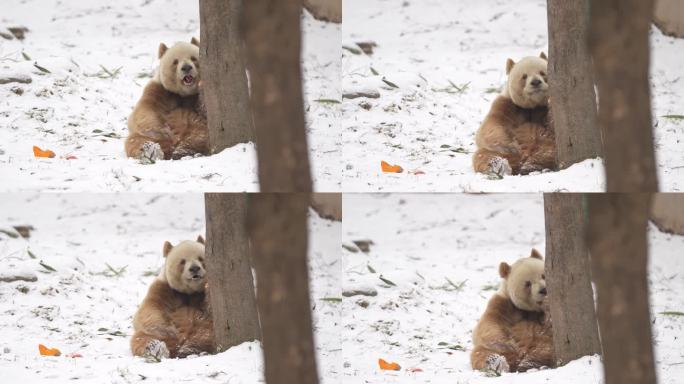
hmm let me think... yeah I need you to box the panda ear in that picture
[540,51,547,60]
[530,248,543,260]
[163,241,173,258]
[196,235,205,244]
[190,37,200,47]
[158,43,168,59]
[499,262,511,278]
[506,58,515,75]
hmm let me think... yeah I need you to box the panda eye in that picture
[522,74,528,80]
[525,281,531,287]
[199,257,204,263]
[191,56,198,62]
[542,274,546,279]
[180,259,186,265]
[540,71,546,77]
[173,59,179,65]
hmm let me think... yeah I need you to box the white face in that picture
[165,241,206,294]
[159,42,200,96]
[508,57,549,108]
[507,257,547,312]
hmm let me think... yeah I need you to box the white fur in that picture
[157,42,200,97]
[498,255,547,312]
[160,240,206,294]
[503,56,549,109]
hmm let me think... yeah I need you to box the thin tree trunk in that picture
[543,193,601,365]
[243,0,313,192]
[205,193,260,351]
[588,0,659,192]
[586,193,657,384]
[547,0,602,168]
[303,0,342,23]
[248,193,319,384]
[199,0,254,153]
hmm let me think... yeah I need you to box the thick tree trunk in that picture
[243,0,313,192]
[543,193,601,365]
[204,193,260,351]
[199,0,254,153]
[248,193,319,384]
[547,0,602,168]
[586,193,657,384]
[588,0,659,192]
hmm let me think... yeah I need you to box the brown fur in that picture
[125,81,208,160]
[130,278,213,358]
[125,39,208,160]
[471,295,553,372]
[473,54,557,175]
[473,96,556,175]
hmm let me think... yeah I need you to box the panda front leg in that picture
[471,343,520,375]
[131,331,175,362]
[473,148,520,178]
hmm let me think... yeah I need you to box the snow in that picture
[342,193,684,383]
[342,0,684,192]
[0,0,340,192]
[0,194,341,383]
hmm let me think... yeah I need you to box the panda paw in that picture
[518,358,545,372]
[486,157,512,179]
[143,339,170,362]
[520,162,544,175]
[176,344,201,358]
[484,353,510,375]
[139,141,164,164]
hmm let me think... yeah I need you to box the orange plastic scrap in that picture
[38,344,61,356]
[381,161,403,173]
[378,358,401,371]
[33,146,56,158]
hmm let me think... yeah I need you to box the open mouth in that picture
[182,75,195,86]
[190,274,203,281]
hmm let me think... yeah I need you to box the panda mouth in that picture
[182,75,195,86]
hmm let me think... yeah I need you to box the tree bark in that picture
[654,0,684,38]
[543,193,601,366]
[248,193,319,384]
[586,193,657,384]
[588,0,659,192]
[651,193,684,235]
[547,0,602,168]
[199,0,254,153]
[243,0,313,192]
[205,193,260,351]
[311,193,342,221]
[303,0,342,23]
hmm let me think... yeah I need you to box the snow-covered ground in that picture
[0,193,341,383]
[342,0,684,192]
[0,0,340,192]
[342,194,684,383]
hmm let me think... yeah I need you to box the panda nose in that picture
[189,265,200,274]
[181,64,193,73]
[530,79,542,87]
[539,287,547,295]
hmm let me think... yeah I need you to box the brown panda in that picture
[470,249,554,374]
[125,38,208,163]
[130,236,214,361]
[472,53,557,177]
